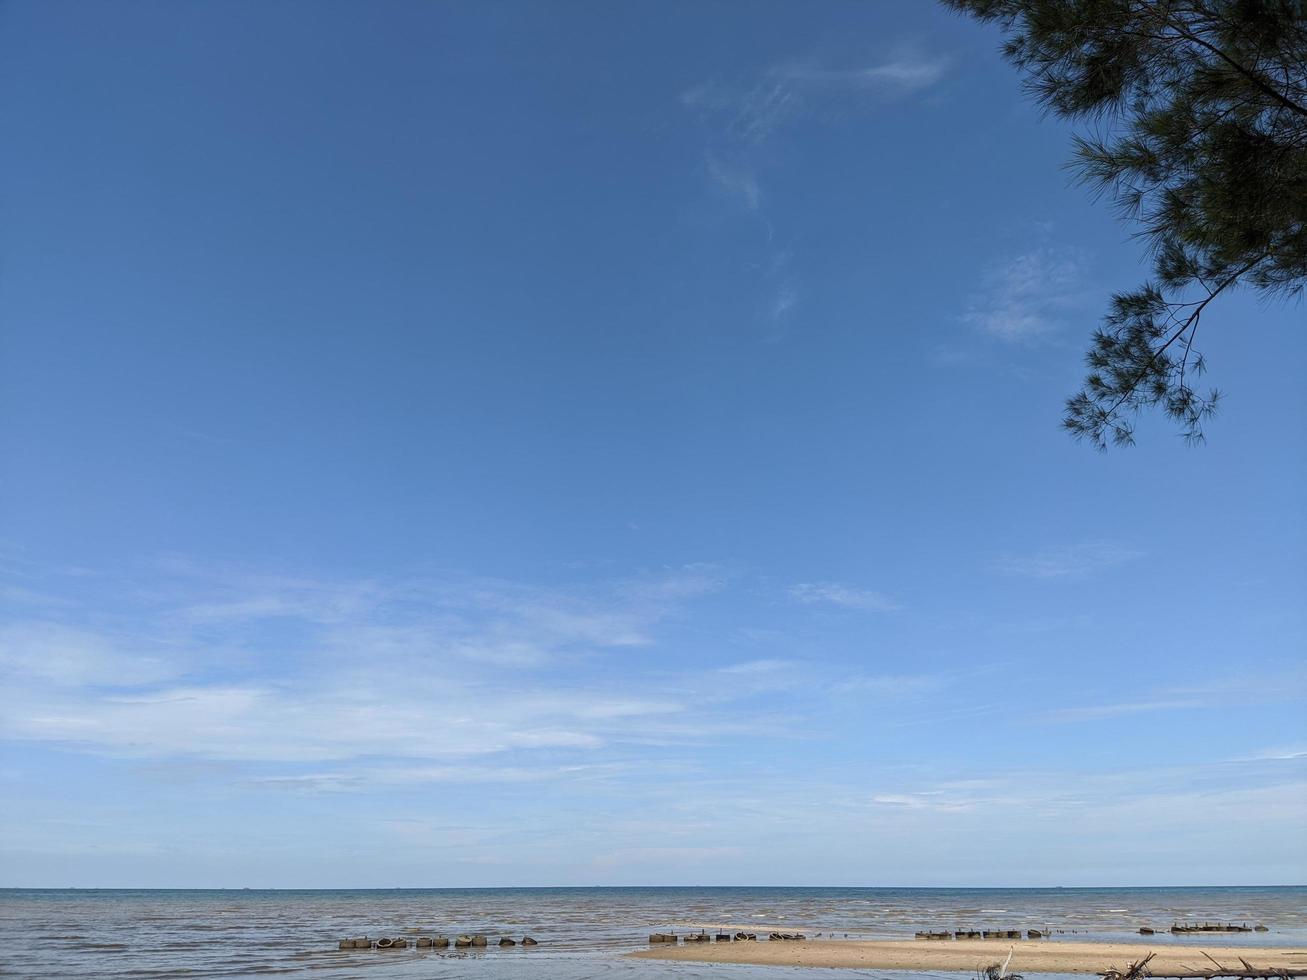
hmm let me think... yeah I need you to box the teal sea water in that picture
[0,886,1303,980]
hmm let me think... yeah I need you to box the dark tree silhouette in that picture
[944,0,1307,447]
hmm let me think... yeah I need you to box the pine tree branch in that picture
[1098,252,1268,423]
[1141,2,1307,120]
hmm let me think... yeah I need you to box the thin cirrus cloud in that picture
[0,621,177,687]
[963,246,1092,341]
[832,673,944,697]
[861,763,1307,823]
[1039,698,1206,724]
[682,48,952,145]
[789,581,900,611]
[870,792,979,812]
[249,763,638,794]
[683,46,949,337]
[992,542,1144,579]
[681,78,800,145]
[705,153,761,211]
[770,285,799,321]
[0,563,747,771]
[775,55,951,92]
[716,658,794,675]
[1040,668,1307,726]
[5,558,1301,884]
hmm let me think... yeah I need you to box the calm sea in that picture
[0,886,1303,980]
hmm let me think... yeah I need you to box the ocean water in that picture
[0,886,1303,980]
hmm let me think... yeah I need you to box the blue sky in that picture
[1,1,1304,888]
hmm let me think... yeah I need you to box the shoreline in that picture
[629,939,1307,974]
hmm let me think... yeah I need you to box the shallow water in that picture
[1,886,1303,980]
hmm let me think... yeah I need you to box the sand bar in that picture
[630,938,1307,974]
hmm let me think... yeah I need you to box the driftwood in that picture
[1102,952,1307,980]
[1112,971,1307,978]
[977,953,1024,980]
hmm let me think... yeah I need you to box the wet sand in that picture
[630,938,1307,974]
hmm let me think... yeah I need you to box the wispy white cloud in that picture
[0,584,74,608]
[681,79,801,144]
[832,673,944,697]
[1037,666,1307,726]
[249,761,635,794]
[859,769,1307,829]
[717,658,794,675]
[963,246,1092,341]
[789,581,900,611]
[3,665,694,763]
[5,552,1303,886]
[167,571,387,626]
[705,153,761,211]
[993,541,1144,579]
[869,791,977,812]
[1040,698,1205,723]
[0,564,750,766]
[590,845,746,872]
[770,285,798,320]
[776,53,950,94]
[683,48,951,144]
[1246,745,1307,762]
[619,562,728,603]
[0,622,177,687]
[684,45,948,342]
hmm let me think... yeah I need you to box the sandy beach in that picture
[630,938,1307,974]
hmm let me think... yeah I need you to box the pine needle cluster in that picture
[944,0,1307,447]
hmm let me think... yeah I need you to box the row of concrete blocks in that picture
[916,930,1037,940]
[337,935,539,950]
[649,932,806,944]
